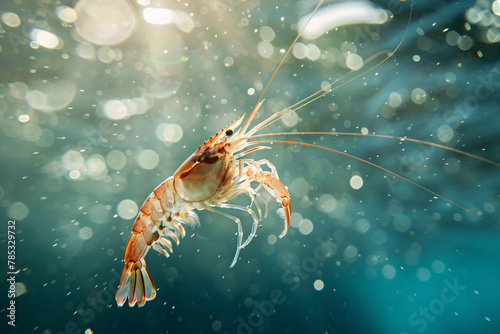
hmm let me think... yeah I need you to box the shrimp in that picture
[116,0,499,307]
[115,101,297,307]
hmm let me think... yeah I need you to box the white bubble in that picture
[56,6,77,23]
[76,42,96,60]
[431,260,446,274]
[355,218,370,233]
[7,202,29,220]
[267,234,277,245]
[457,35,474,51]
[298,218,314,235]
[30,29,60,49]
[411,88,427,105]
[142,8,194,32]
[416,267,431,281]
[212,320,222,332]
[281,111,298,127]
[75,0,136,46]
[25,90,47,109]
[317,194,337,213]
[445,30,461,46]
[106,150,127,170]
[444,72,457,84]
[388,92,402,108]
[97,46,115,63]
[79,226,93,240]
[224,56,234,67]
[382,264,396,279]
[290,212,303,228]
[258,41,274,58]
[143,7,176,24]
[103,97,149,120]
[343,244,358,263]
[2,12,21,27]
[25,80,76,112]
[306,44,321,61]
[393,215,411,232]
[350,175,363,190]
[313,279,324,291]
[15,282,27,297]
[18,115,29,123]
[346,53,363,70]
[292,42,306,59]
[10,81,29,99]
[117,199,138,220]
[103,100,127,120]
[289,178,309,197]
[87,154,107,180]
[156,123,184,143]
[465,6,483,24]
[437,125,454,142]
[137,149,159,170]
[493,0,500,16]
[62,150,85,170]
[69,170,81,180]
[260,26,276,42]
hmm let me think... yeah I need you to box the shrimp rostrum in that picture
[115,101,292,307]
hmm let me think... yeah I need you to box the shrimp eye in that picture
[225,129,233,136]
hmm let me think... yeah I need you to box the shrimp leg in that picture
[220,203,259,248]
[203,205,258,268]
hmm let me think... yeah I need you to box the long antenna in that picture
[239,0,326,135]
[250,139,500,230]
[251,0,414,135]
[248,131,500,167]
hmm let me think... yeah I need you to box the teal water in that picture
[1,0,500,333]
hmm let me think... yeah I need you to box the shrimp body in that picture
[115,176,196,307]
[116,109,292,307]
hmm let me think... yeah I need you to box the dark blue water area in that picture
[1,0,500,334]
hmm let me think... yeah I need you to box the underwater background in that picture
[1,0,500,333]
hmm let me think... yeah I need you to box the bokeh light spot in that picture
[350,175,363,190]
[7,202,29,220]
[136,149,159,170]
[416,267,431,281]
[313,279,324,291]
[298,218,313,235]
[411,88,427,104]
[75,0,136,46]
[107,150,127,170]
[117,199,138,220]
[382,264,396,279]
[2,12,21,27]
[346,53,363,70]
[30,29,60,49]
[79,226,93,240]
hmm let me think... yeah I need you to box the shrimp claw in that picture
[261,171,291,238]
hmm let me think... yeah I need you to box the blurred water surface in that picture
[1,0,500,333]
